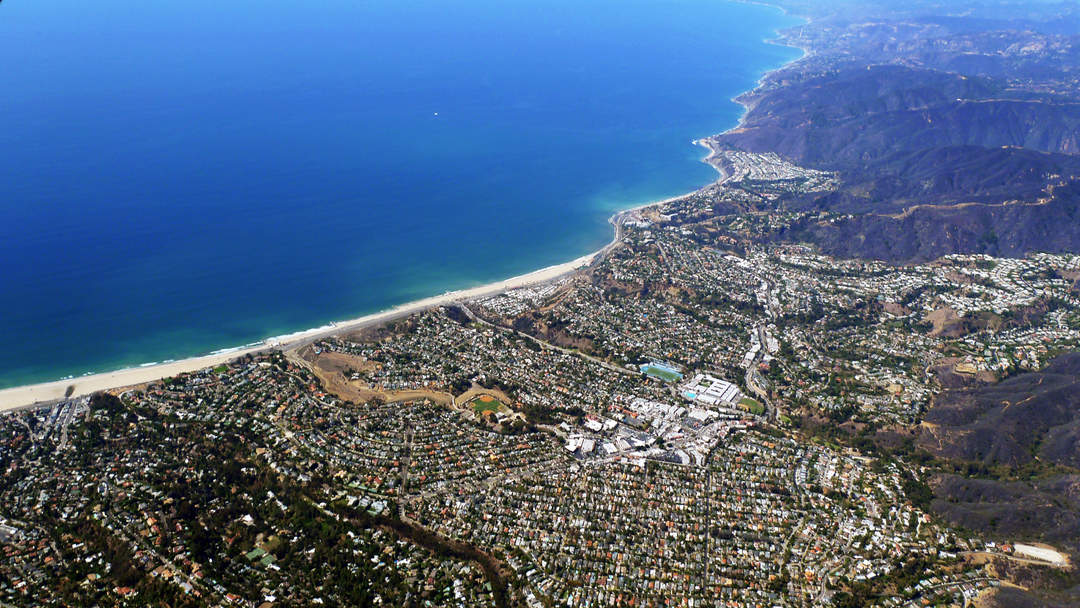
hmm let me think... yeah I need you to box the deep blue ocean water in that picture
[0,0,800,388]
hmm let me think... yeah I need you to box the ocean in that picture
[0,0,800,388]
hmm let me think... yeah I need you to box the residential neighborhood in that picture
[1,206,1076,605]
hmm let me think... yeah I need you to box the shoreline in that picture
[0,190,704,414]
[726,3,813,131]
[0,251,597,412]
[0,8,810,413]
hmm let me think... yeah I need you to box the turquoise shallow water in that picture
[0,0,800,388]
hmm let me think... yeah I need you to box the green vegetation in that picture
[471,396,506,415]
[738,397,765,415]
[900,471,934,510]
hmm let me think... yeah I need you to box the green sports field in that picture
[738,397,765,415]
[471,395,506,414]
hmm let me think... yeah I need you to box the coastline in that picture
[726,0,813,126]
[0,251,596,412]
[0,9,810,414]
[0,190,701,413]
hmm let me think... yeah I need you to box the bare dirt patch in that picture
[882,301,909,316]
[924,307,964,337]
[378,389,453,406]
[296,347,452,405]
[311,350,379,375]
[455,386,514,408]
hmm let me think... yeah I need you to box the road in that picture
[744,324,776,420]
[458,302,637,378]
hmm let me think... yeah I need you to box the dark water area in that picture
[0,0,800,387]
